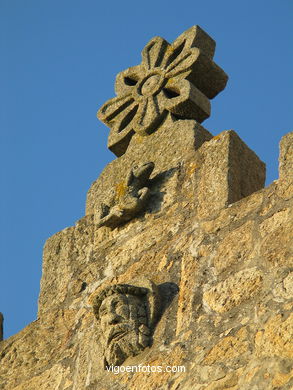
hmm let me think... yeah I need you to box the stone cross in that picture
[97,26,228,157]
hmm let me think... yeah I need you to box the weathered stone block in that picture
[273,271,293,300]
[86,119,212,216]
[203,268,263,313]
[259,208,291,237]
[279,131,293,180]
[204,327,249,364]
[0,312,3,341]
[38,227,75,316]
[255,313,293,359]
[211,220,254,274]
[196,130,266,218]
[259,221,293,267]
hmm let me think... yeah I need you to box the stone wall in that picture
[0,26,292,390]
[0,124,292,390]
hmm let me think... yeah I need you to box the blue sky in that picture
[0,1,292,339]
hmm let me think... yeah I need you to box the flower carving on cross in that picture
[97,26,228,157]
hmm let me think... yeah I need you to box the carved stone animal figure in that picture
[97,162,155,228]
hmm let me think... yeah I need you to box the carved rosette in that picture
[97,26,228,157]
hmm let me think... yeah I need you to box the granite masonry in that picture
[0,26,292,390]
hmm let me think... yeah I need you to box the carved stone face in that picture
[99,292,150,367]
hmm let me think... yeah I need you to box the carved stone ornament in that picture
[96,161,154,229]
[97,25,228,157]
[92,278,160,368]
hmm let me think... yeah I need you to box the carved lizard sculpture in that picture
[97,162,155,228]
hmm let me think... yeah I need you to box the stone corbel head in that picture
[92,278,160,368]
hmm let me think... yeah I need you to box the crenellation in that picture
[194,130,266,219]
[279,131,293,180]
[0,312,3,342]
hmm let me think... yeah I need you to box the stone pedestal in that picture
[195,130,266,218]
